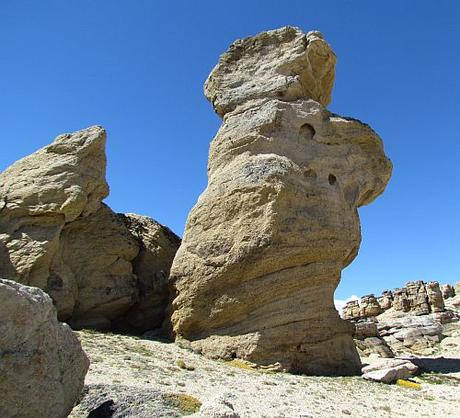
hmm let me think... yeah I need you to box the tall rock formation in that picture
[169,26,392,375]
[0,126,180,332]
[0,279,89,418]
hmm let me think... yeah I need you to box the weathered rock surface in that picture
[393,288,410,312]
[441,284,455,299]
[425,281,445,313]
[361,358,418,384]
[343,299,361,320]
[344,280,459,358]
[377,290,393,311]
[353,320,394,358]
[0,126,180,332]
[378,313,445,356]
[359,294,382,317]
[114,214,181,333]
[0,279,89,418]
[406,280,430,315]
[204,28,336,117]
[169,26,392,375]
[344,280,450,321]
[71,384,201,417]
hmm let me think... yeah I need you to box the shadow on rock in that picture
[404,357,460,374]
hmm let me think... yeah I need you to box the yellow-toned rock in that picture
[169,27,392,375]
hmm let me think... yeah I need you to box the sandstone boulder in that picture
[361,358,418,384]
[343,300,361,320]
[406,281,430,315]
[425,281,445,312]
[169,26,392,375]
[378,314,444,355]
[377,290,393,311]
[0,126,179,332]
[393,288,410,312]
[0,126,109,292]
[354,320,379,339]
[441,284,455,299]
[0,279,89,418]
[355,337,394,358]
[359,294,382,317]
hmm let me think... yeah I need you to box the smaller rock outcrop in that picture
[343,280,459,358]
[393,288,410,313]
[343,280,449,321]
[0,279,89,418]
[0,126,180,333]
[441,284,455,299]
[359,294,382,317]
[377,290,393,311]
[425,281,445,312]
[361,358,418,384]
[343,300,361,320]
[405,281,430,315]
[113,214,181,333]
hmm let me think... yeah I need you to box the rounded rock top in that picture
[204,26,336,117]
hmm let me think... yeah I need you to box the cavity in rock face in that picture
[169,26,392,375]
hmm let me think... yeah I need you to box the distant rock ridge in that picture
[342,280,455,320]
[0,126,180,332]
[343,280,460,359]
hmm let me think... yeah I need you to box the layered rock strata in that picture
[0,126,180,331]
[343,280,449,321]
[0,279,89,418]
[169,26,392,375]
[359,294,382,318]
[441,284,455,299]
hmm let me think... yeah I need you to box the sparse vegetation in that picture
[396,379,421,390]
[176,359,195,371]
[162,393,202,415]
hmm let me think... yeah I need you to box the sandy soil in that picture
[70,329,460,418]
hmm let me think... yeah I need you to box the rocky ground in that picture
[70,328,460,418]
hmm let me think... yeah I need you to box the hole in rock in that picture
[231,352,237,359]
[299,123,315,141]
[328,174,337,185]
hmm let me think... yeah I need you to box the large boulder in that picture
[0,126,109,293]
[0,126,179,332]
[169,26,392,375]
[0,279,89,418]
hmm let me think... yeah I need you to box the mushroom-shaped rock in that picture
[0,279,89,418]
[169,27,392,375]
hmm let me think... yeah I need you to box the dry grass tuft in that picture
[162,393,202,415]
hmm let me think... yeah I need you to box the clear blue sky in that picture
[1,1,459,301]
